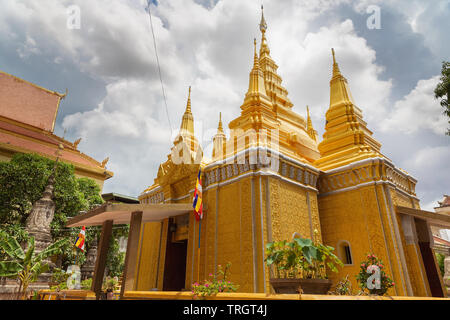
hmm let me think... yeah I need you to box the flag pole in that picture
[197,218,201,282]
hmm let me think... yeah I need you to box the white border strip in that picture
[204,146,320,174]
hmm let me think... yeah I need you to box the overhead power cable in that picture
[146,1,173,138]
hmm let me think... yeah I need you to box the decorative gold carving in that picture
[101,157,109,168]
[318,159,417,199]
[73,138,82,149]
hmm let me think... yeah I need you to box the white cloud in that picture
[2,0,446,200]
[381,76,447,135]
[58,0,393,196]
[401,145,450,211]
[276,19,392,130]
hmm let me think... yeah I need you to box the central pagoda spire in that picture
[228,6,320,163]
[257,5,293,109]
[259,5,270,58]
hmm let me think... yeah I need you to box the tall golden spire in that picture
[315,49,383,170]
[179,86,194,136]
[257,5,293,109]
[228,6,320,164]
[259,5,270,58]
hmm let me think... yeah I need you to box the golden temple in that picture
[127,8,448,297]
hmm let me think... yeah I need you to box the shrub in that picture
[192,263,239,299]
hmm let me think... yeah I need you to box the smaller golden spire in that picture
[180,86,194,135]
[253,38,259,68]
[186,86,192,113]
[306,106,317,142]
[307,105,312,125]
[213,112,226,159]
[218,112,224,133]
[331,48,341,78]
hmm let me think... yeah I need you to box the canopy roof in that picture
[66,203,192,227]
[396,206,450,229]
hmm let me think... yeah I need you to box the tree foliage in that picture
[434,61,450,135]
[0,153,126,275]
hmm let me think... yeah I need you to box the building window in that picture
[337,240,353,265]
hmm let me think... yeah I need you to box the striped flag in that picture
[192,168,203,221]
[74,226,86,252]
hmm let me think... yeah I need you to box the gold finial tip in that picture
[259,4,267,32]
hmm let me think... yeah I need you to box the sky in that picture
[0,0,448,210]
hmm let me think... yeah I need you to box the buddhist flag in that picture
[192,168,203,221]
[74,226,86,252]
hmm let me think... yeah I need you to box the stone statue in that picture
[25,173,56,256]
[81,241,98,280]
[25,144,64,280]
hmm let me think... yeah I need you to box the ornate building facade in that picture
[0,70,113,189]
[133,10,448,297]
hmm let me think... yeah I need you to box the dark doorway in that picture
[415,218,445,297]
[162,220,188,291]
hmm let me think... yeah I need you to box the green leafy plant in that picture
[0,153,126,273]
[435,252,445,276]
[434,60,450,135]
[50,267,70,284]
[192,263,239,299]
[81,278,92,290]
[49,267,72,291]
[355,253,395,296]
[0,231,68,299]
[265,231,343,279]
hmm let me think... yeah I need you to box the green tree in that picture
[435,252,445,276]
[0,153,100,268]
[0,153,128,276]
[0,231,68,299]
[434,61,450,135]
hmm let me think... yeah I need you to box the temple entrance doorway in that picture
[162,215,189,291]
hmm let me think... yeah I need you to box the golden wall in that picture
[317,157,434,297]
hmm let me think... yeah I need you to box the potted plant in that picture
[355,253,395,296]
[265,231,343,294]
[102,276,118,300]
